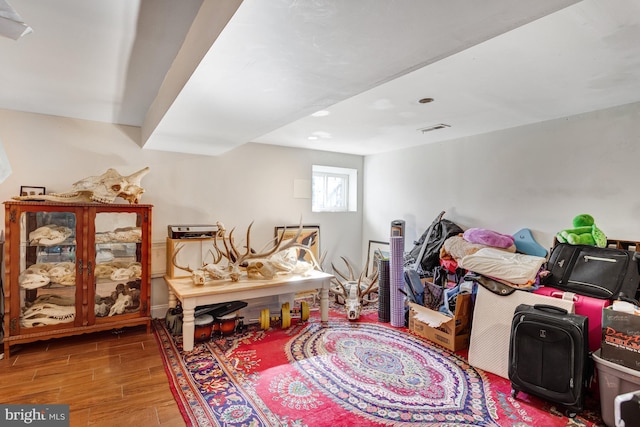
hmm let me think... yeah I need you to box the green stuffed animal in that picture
[556,214,607,247]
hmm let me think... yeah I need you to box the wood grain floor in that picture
[0,325,186,427]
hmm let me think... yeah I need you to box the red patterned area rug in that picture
[153,309,605,427]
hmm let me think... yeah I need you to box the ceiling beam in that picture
[140,0,243,146]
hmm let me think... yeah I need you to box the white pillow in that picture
[458,247,546,285]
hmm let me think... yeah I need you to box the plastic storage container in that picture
[593,349,640,427]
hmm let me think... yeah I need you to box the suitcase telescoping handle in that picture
[532,304,568,315]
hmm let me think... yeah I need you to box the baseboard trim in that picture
[151,304,169,319]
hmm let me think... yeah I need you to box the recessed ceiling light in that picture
[311,110,330,117]
[418,97,434,104]
[308,136,319,140]
[311,131,332,139]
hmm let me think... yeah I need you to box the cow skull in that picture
[29,225,73,246]
[13,167,150,204]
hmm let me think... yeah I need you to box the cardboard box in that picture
[421,278,458,309]
[601,306,640,371]
[408,293,472,352]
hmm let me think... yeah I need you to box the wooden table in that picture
[164,270,333,351]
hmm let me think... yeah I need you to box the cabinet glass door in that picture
[93,212,143,318]
[19,210,77,328]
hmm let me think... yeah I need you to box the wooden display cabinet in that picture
[2,201,153,357]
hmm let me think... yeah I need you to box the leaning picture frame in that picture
[367,240,389,276]
[20,186,46,197]
[275,225,320,263]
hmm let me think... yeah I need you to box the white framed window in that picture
[312,165,357,212]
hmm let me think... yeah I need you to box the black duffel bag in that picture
[405,211,463,276]
[544,243,640,302]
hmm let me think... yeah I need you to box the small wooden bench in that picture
[164,270,333,351]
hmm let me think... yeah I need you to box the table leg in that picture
[182,302,196,352]
[320,282,329,322]
[168,290,177,309]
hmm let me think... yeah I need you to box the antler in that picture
[171,244,194,273]
[171,243,221,285]
[332,256,356,282]
[232,222,302,265]
[358,268,379,304]
[211,220,321,281]
[330,256,353,304]
[331,256,379,305]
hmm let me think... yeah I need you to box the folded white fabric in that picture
[458,247,546,285]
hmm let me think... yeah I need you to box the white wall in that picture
[0,109,364,316]
[4,101,640,317]
[363,101,640,255]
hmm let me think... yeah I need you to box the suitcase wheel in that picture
[510,389,518,399]
[565,409,577,418]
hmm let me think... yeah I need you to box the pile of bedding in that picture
[439,228,546,289]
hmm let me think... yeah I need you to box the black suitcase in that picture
[509,303,590,417]
[545,243,640,302]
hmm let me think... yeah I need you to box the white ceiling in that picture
[2,0,640,157]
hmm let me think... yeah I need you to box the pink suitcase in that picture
[534,286,610,352]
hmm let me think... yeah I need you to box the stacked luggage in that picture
[508,241,640,421]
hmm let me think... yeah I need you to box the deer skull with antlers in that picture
[331,256,379,320]
[172,221,321,284]
[170,243,231,285]
[212,221,322,281]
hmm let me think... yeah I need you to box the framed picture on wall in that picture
[20,186,46,197]
[367,240,389,276]
[275,225,320,263]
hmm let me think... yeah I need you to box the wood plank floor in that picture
[0,325,186,427]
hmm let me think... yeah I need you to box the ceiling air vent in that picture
[418,123,450,133]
